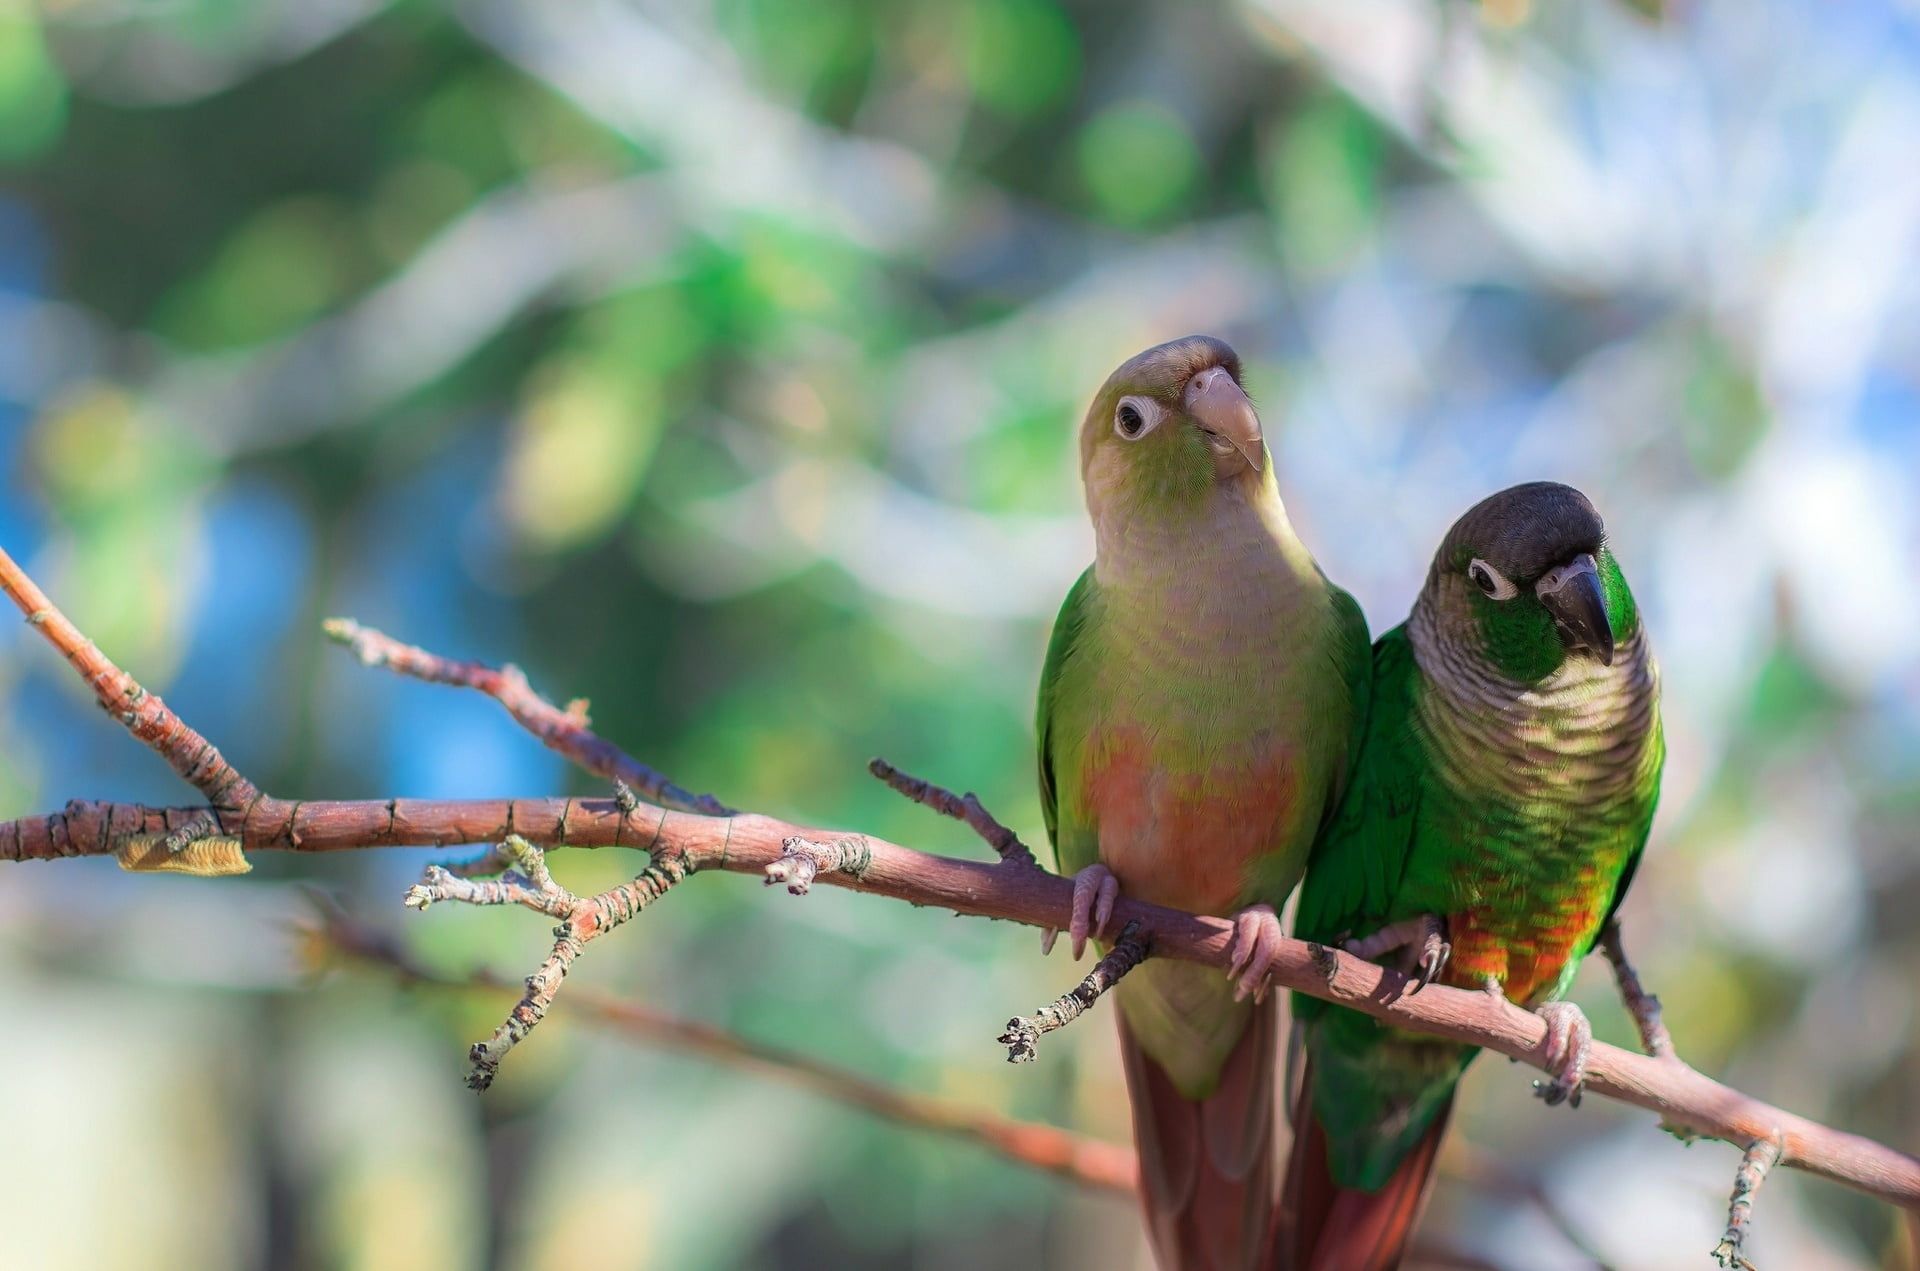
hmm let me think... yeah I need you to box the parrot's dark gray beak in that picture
[1536,553,1614,665]
[1184,365,1264,473]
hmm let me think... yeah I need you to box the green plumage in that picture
[1035,336,1368,1270]
[1292,484,1665,1194]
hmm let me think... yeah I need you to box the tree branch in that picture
[0,548,259,813]
[4,545,1918,1218]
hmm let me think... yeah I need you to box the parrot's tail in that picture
[1273,1068,1452,1271]
[1117,995,1278,1271]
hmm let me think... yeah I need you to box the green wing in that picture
[1291,627,1476,1188]
[1325,583,1374,814]
[1293,624,1423,1006]
[1590,712,1666,953]
[1035,567,1096,865]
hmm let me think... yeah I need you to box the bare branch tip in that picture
[999,922,1150,1063]
[867,757,1035,868]
[402,838,696,1087]
[1713,1136,1784,1269]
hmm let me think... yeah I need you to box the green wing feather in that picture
[1293,624,1422,980]
[1325,584,1374,806]
[1035,566,1096,868]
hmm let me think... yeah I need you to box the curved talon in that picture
[1532,1001,1593,1108]
[1342,914,1451,995]
[1226,904,1283,1003]
[1410,918,1451,994]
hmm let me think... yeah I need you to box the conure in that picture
[1283,481,1664,1271]
[1034,336,1369,1271]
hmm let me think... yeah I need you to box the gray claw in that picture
[1408,917,1451,995]
[1531,1001,1592,1109]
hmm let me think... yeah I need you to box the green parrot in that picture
[1035,336,1369,1271]
[1281,481,1665,1271]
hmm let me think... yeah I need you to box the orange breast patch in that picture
[1444,893,1610,1006]
[1079,726,1302,916]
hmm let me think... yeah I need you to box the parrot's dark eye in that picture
[1468,558,1518,601]
[1113,395,1160,439]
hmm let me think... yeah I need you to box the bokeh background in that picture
[2,0,1917,1267]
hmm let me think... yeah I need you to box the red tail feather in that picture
[1118,998,1278,1271]
[1274,1070,1451,1271]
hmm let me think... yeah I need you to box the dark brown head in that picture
[1430,481,1630,672]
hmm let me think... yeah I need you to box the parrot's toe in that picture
[1056,864,1121,960]
[1531,1001,1592,1108]
[1227,903,1284,1003]
[1340,914,1451,994]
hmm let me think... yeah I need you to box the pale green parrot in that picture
[1035,336,1370,1270]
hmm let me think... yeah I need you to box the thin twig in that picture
[308,903,1137,1194]
[1714,1136,1784,1269]
[404,833,698,1090]
[5,566,1920,1216]
[0,546,259,814]
[323,617,729,817]
[869,757,1037,868]
[1600,919,1675,1060]
[1000,923,1151,1063]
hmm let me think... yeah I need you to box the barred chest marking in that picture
[1406,607,1661,1005]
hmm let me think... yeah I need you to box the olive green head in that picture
[1079,335,1268,515]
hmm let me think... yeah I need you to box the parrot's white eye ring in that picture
[1468,558,1519,600]
[1114,396,1160,440]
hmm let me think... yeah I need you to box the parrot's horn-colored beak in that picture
[1184,365,1264,472]
[1536,553,1615,665]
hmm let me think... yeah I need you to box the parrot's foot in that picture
[1227,903,1284,1003]
[1531,1001,1593,1108]
[1343,914,1450,994]
[1040,863,1120,960]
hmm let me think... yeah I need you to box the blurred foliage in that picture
[2,1,1918,1269]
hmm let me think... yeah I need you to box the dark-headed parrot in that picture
[1283,481,1665,1271]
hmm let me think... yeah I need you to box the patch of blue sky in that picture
[166,477,314,776]
[322,422,561,806]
